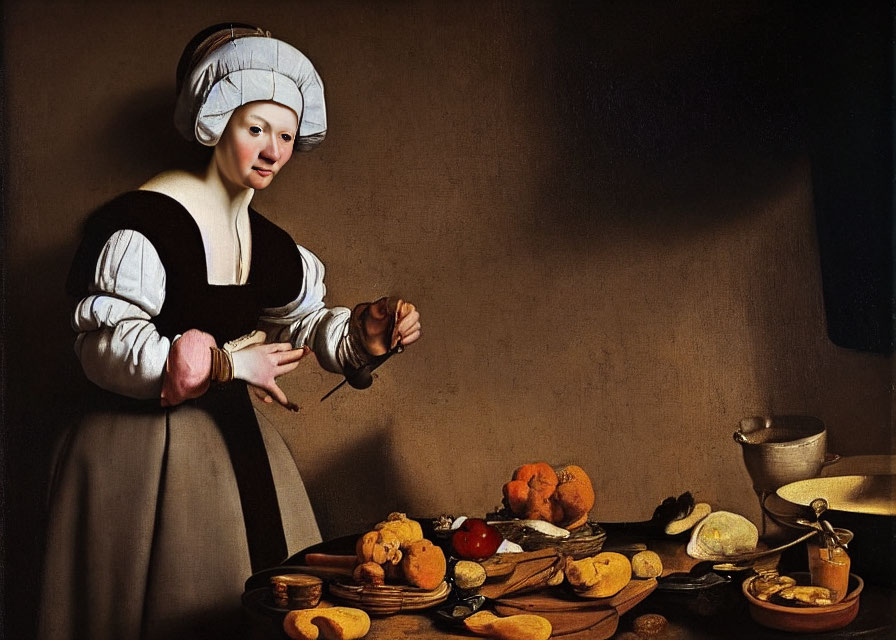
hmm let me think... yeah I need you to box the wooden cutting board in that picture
[492,606,619,637]
[478,549,564,599]
[492,578,657,638]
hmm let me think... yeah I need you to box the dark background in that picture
[2,1,892,638]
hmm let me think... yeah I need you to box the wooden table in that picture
[248,584,895,639]
[245,539,896,639]
[248,585,895,639]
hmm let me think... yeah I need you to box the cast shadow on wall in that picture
[546,2,892,355]
[19,84,225,490]
[301,424,414,541]
[543,2,809,236]
[105,85,213,188]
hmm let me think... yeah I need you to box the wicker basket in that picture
[327,580,451,615]
[491,520,607,559]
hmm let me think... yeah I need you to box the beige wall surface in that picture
[2,1,892,637]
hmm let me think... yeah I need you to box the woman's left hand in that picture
[230,342,308,411]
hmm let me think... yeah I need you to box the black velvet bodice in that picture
[67,190,305,345]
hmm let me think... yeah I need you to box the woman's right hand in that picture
[230,343,309,411]
[354,297,421,356]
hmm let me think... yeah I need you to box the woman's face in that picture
[214,101,299,191]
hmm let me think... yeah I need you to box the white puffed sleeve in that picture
[72,229,170,398]
[257,245,352,375]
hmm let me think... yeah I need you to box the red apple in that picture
[451,518,503,561]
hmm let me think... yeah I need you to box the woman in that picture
[39,24,420,640]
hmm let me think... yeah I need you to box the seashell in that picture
[686,511,759,560]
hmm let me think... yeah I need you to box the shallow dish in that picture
[776,474,896,516]
[741,572,863,633]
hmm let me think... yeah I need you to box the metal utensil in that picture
[320,342,404,401]
[810,497,830,522]
[688,528,818,564]
[808,497,848,559]
[820,518,848,554]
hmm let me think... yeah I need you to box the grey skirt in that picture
[38,389,321,640]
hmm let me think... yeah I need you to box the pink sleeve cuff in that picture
[160,329,215,406]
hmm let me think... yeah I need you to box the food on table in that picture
[546,565,566,586]
[452,518,504,561]
[401,538,447,590]
[632,613,668,636]
[271,574,323,609]
[749,571,850,608]
[685,511,758,559]
[497,539,524,553]
[502,462,596,529]
[774,585,835,606]
[355,530,402,566]
[347,515,447,590]
[482,517,571,555]
[312,610,372,640]
[480,517,570,541]
[564,555,598,587]
[652,491,696,524]
[630,550,663,579]
[431,513,456,534]
[552,465,596,529]
[283,606,371,640]
[749,573,797,601]
[453,560,488,590]
[503,462,558,522]
[664,502,711,535]
[564,551,632,598]
[506,519,570,538]
[463,610,552,640]
[373,512,424,550]
[352,562,385,586]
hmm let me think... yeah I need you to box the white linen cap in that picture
[174,35,326,149]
